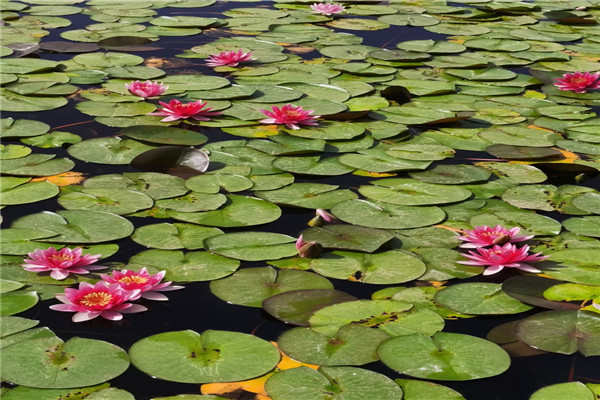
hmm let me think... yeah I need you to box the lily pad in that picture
[58,188,154,215]
[129,330,280,383]
[435,283,532,315]
[0,291,39,316]
[301,225,395,253]
[255,183,357,209]
[530,382,596,400]
[378,332,510,380]
[0,178,59,206]
[0,336,129,388]
[359,179,473,205]
[204,232,297,261]
[132,223,223,250]
[209,267,332,307]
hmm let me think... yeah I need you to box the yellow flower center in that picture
[48,254,76,263]
[118,275,149,285]
[80,292,113,307]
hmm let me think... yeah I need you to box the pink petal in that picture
[100,311,123,321]
[50,269,70,280]
[72,311,100,322]
[141,291,169,301]
[483,265,504,275]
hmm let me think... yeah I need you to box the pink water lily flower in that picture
[458,243,549,276]
[458,225,533,248]
[296,235,323,258]
[206,49,255,67]
[101,267,183,301]
[147,99,221,122]
[554,71,600,93]
[310,2,345,15]
[259,104,320,130]
[50,281,147,322]
[22,247,104,281]
[125,80,168,98]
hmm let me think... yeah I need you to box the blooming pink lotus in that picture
[147,99,221,122]
[310,2,345,15]
[50,281,147,322]
[206,50,254,67]
[101,268,183,301]
[458,243,548,276]
[554,71,600,93]
[458,225,533,248]
[259,104,320,130]
[125,80,168,98]
[22,247,104,281]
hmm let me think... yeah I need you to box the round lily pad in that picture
[254,183,357,209]
[309,299,445,338]
[262,289,356,326]
[538,249,600,285]
[310,250,426,284]
[209,267,332,307]
[83,172,188,200]
[129,330,280,383]
[409,165,491,185]
[1,118,49,139]
[530,382,596,400]
[11,210,133,243]
[277,324,390,366]
[0,179,59,206]
[265,366,403,400]
[0,154,74,176]
[395,379,466,400]
[204,232,297,261]
[132,223,223,250]
[516,310,600,356]
[434,283,532,315]
[121,126,208,146]
[0,291,39,316]
[301,225,395,253]
[1,336,129,388]
[128,250,239,282]
[68,137,155,165]
[58,188,154,215]
[331,199,446,229]
[359,179,472,205]
[378,332,511,380]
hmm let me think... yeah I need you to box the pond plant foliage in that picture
[1,0,600,399]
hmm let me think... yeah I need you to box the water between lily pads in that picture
[4,2,600,400]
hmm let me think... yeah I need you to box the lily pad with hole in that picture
[129,330,280,384]
[204,232,297,261]
[0,336,129,388]
[128,249,239,282]
[378,332,510,380]
[309,299,444,338]
[265,366,403,400]
[209,267,332,307]
[262,289,356,326]
[310,250,426,284]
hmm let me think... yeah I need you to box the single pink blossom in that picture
[22,247,104,281]
[553,71,600,93]
[458,243,549,276]
[259,104,320,130]
[458,225,533,248]
[125,80,168,98]
[316,209,340,224]
[206,50,254,67]
[101,267,183,301]
[147,99,221,122]
[50,281,147,322]
[296,235,323,258]
[310,2,345,15]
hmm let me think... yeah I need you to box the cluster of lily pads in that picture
[2,0,600,399]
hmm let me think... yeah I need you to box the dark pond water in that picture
[2,1,600,399]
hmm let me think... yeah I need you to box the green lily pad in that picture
[309,299,445,338]
[0,291,39,316]
[1,118,49,139]
[129,330,280,383]
[0,316,39,338]
[255,183,357,209]
[301,225,395,253]
[412,247,484,281]
[397,40,465,54]
[563,217,600,238]
[0,154,74,176]
[385,143,455,161]
[0,178,59,206]
[310,250,426,284]
[0,89,68,112]
[209,267,332,307]
[11,210,134,243]
[265,366,403,400]
[20,131,81,148]
[169,195,281,227]
[516,310,600,356]
[262,289,356,326]
[83,172,188,200]
[72,52,144,67]
[409,165,491,185]
[538,249,600,285]
[0,144,32,159]
[154,192,227,212]
[395,379,466,400]
[359,179,472,205]
[186,173,253,194]
[204,232,297,261]
[247,135,326,155]
[120,125,209,146]
[272,155,355,176]
[475,162,547,184]
[68,137,155,164]
[0,336,129,388]
[58,188,154,215]
[0,279,25,294]
[479,125,559,147]
[435,283,532,315]
[76,101,155,117]
[132,223,223,250]
[469,211,562,236]
[378,332,510,380]
[530,382,596,400]
[331,199,446,230]
[277,324,390,366]
[501,184,595,214]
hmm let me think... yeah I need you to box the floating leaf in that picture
[255,183,357,209]
[0,291,39,316]
[209,267,332,307]
[301,225,395,253]
[435,283,532,315]
[0,336,129,388]
[129,330,280,383]
[205,232,297,261]
[378,332,510,380]
[530,382,596,400]
[359,179,472,206]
